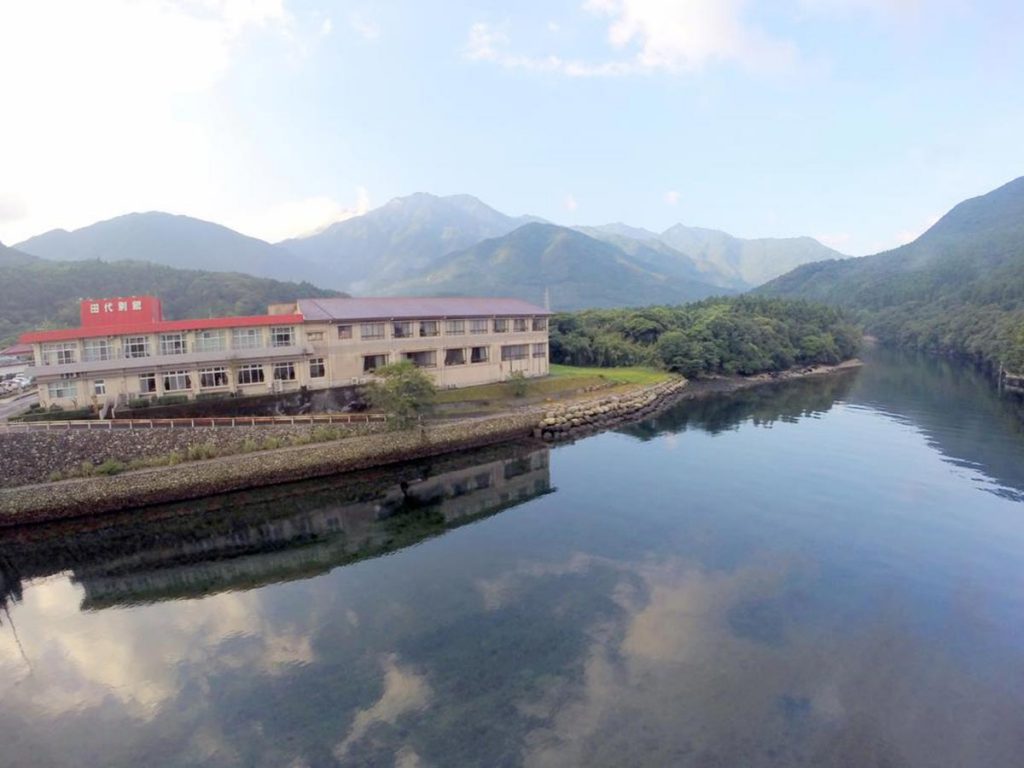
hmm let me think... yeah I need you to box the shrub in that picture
[94,459,126,476]
[155,394,189,406]
[185,443,219,461]
[364,361,436,429]
[508,371,529,397]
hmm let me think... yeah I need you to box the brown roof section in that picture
[298,297,551,322]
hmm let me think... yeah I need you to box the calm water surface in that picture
[2,350,1024,767]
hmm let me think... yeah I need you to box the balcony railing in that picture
[31,344,311,377]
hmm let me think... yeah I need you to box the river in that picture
[1,350,1023,767]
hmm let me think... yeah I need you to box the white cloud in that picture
[798,0,924,18]
[465,1,796,77]
[0,0,292,242]
[334,655,432,761]
[349,12,380,41]
[585,0,796,73]
[320,17,333,36]
[564,194,579,211]
[664,190,681,205]
[227,187,372,242]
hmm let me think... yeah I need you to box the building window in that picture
[139,372,157,393]
[47,380,77,399]
[533,317,548,331]
[272,362,296,381]
[237,364,265,385]
[309,358,326,378]
[470,346,489,363]
[403,350,436,368]
[125,336,151,359]
[469,319,488,334]
[159,333,187,356]
[501,344,529,361]
[337,325,353,339]
[195,330,226,352]
[42,342,77,366]
[361,323,385,340]
[93,380,106,396]
[513,318,528,332]
[494,318,509,333]
[445,348,466,366]
[306,331,324,342]
[83,339,113,362]
[533,343,548,358]
[199,367,230,388]
[363,354,387,372]
[163,371,191,392]
[393,321,413,339]
[233,327,263,349]
[445,319,465,335]
[270,326,294,347]
[419,320,439,337]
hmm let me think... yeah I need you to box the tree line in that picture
[549,296,861,378]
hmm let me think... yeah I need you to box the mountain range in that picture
[390,223,726,309]
[11,193,843,310]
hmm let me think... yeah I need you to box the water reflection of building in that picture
[0,446,551,612]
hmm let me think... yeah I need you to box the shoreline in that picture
[0,359,862,527]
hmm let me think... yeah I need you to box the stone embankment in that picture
[535,377,688,441]
[0,412,540,525]
[0,422,386,489]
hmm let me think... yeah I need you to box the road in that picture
[0,390,39,421]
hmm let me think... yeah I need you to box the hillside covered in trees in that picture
[550,297,860,377]
[759,176,1024,373]
[0,257,343,346]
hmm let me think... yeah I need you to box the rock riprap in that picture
[535,377,688,441]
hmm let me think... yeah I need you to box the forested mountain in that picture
[759,176,1024,372]
[657,225,843,289]
[0,241,38,267]
[550,296,860,376]
[14,212,315,284]
[280,193,541,292]
[573,226,713,284]
[390,223,729,310]
[0,258,343,346]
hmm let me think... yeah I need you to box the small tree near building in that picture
[364,360,436,428]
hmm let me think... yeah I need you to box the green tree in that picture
[364,361,437,428]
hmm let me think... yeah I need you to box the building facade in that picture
[20,296,551,410]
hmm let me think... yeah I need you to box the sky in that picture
[1,0,1022,255]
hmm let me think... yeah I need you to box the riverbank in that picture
[0,360,861,526]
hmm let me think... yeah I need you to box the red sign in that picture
[80,296,163,327]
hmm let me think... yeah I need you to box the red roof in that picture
[19,314,305,344]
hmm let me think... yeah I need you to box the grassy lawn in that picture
[548,364,671,385]
[431,365,671,408]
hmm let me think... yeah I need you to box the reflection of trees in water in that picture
[619,371,858,441]
[0,442,552,611]
[848,348,1024,500]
